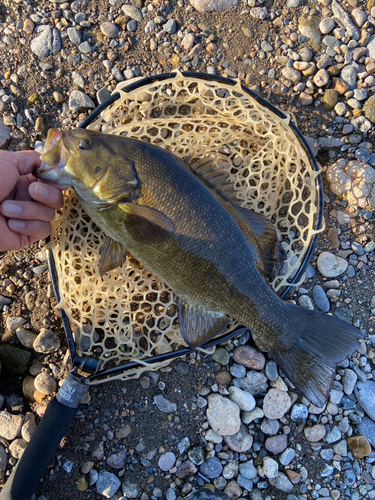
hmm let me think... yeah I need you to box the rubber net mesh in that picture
[53,72,321,383]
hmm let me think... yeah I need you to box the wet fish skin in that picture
[34,128,363,407]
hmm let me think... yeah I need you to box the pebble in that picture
[100,22,119,39]
[281,67,301,82]
[6,316,26,332]
[317,252,348,277]
[206,394,240,435]
[33,328,60,353]
[212,347,230,365]
[270,474,293,493]
[223,422,253,452]
[21,413,36,442]
[355,381,375,421]
[263,389,292,419]
[200,457,223,479]
[115,424,131,439]
[30,26,61,57]
[158,452,176,471]
[106,448,127,469]
[312,285,330,312]
[34,373,57,395]
[304,424,326,442]
[227,386,255,411]
[232,346,265,370]
[0,411,23,440]
[9,438,27,459]
[347,434,372,457]
[332,0,360,40]
[96,470,121,498]
[313,69,330,87]
[122,5,143,22]
[68,90,95,112]
[22,376,45,403]
[319,18,335,34]
[153,395,177,413]
[67,27,82,45]
[265,434,288,454]
[280,447,295,466]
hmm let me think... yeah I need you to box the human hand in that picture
[0,150,64,252]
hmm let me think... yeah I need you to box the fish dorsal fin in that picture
[99,236,127,276]
[188,154,239,204]
[119,202,175,244]
[177,299,229,347]
[237,208,278,279]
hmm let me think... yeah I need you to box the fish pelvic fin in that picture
[269,304,363,408]
[99,236,127,276]
[177,299,229,347]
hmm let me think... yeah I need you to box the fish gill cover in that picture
[50,72,321,383]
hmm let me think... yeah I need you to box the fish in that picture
[34,128,363,408]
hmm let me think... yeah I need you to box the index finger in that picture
[0,150,41,176]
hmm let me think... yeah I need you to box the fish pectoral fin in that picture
[238,208,279,279]
[119,202,175,244]
[177,299,229,347]
[99,236,127,276]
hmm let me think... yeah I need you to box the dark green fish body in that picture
[35,129,363,407]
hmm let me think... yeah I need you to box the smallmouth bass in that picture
[34,128,362,407]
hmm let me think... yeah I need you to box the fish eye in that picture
[77,138,92,151]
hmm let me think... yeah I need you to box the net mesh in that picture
[52,72,321,383]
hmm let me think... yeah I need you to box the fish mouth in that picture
[33,129,72,188]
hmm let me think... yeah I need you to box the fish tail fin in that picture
[269,304,363,408]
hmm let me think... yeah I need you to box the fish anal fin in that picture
[99,236,126,276]
[238,208,278,279]
[177,299,229,347]
[120,202,175,244]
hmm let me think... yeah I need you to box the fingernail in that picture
[9,219,25,230]
[34,183,49,199]
[3,201,21,215]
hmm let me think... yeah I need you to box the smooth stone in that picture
[78,41,93,54]
[206,394,240,436]
[205,429,222,443]
[242,406,264,424]
[363,95,375,123]
[279,447,296,465]
[304,424,326,442]
[200,457,223,479]
[34,373,57,395]
[239,460,258,480]
[265,434,288,454]
[319,17,335,34]
[212,347,230,365]
[269,473,294,492]
[96,470,121,498]
[0,118,11,149]
[347,433,372,457]
[188,446,205,465]
[163,19,177,33]
[6,316,26,332]
[262,457,278,479]
[216,370,232,386]
[333,439,347,457]
[281,67,301,82]
[332,0,360,40]
[322,89,338,110]
[342,369,357,394]
[0,411,23,440]
[312,284,330,312]
[67,27,82,44]
[9,438,27,459]
[261,418,280,436]
[313,68,330,87]
[355,381,375,420]
[325,426,342,444]
[158,452,176,471]
[21,412,36,442]
[100,22,119,38]
[223,424,253,452]
[227,386,256,412]
[22,376,45,403]
[184,489,230,499]
[106,448,127,469]
[232,345,265,370]
[263,389,292,419]
[68,90,95,112]
[33,328,60,353]
[153,395,177,413]
[340,64,358,90]
[115,424,131,439]
[122,5,143,21]
[317,252,348,277]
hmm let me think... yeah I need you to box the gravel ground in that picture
[1,0,375,499]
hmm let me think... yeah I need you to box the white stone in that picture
[317,252,348,277]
